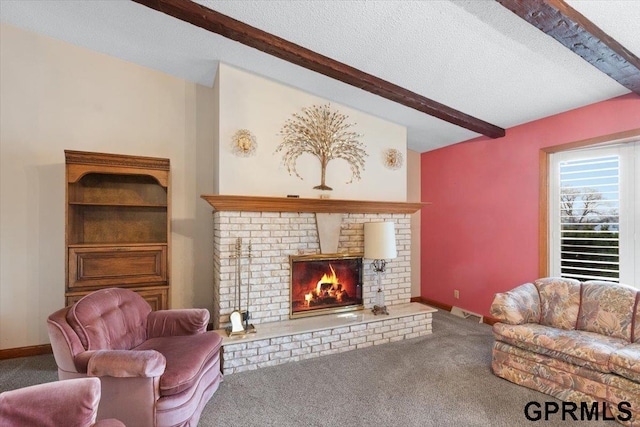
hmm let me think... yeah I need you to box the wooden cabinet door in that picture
[68,245,167,289]
[66,286,168,310]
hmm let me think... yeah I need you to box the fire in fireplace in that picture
[289,254,363,318]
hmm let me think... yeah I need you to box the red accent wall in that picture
[420,93,640,317]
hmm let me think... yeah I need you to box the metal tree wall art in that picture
[276,104,367,191]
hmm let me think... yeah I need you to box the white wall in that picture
[217,64,407,201]
[0,23,216,350]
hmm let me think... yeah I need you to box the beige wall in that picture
[0,23,216,349]
[407,150,421,297]
[0,23,415,350]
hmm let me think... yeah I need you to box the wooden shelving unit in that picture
[65,150,170,309]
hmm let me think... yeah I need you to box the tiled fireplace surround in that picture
[206,196,435,374]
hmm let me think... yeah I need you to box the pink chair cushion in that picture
[67,288,152,350]
[135,331,223,396]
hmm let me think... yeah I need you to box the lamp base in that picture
[371,305,389,315]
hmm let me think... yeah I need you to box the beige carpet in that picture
[1,310,616,426]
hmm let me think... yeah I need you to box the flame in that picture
[303,264,349,306]
[316,264,339,291]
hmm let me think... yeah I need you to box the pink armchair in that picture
[0,377,124,427]
[47,288,223,427]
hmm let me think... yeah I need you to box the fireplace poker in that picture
[228,238,246,335]
[245,241,252,331]
[235,237,241,312]
[226,237,256,337]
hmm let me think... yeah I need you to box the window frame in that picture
[539,128,640,279]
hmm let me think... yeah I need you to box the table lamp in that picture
[364,221,397,315]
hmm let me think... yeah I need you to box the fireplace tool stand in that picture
[226,237,257,337]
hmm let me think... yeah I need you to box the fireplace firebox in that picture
[289,254,363,319]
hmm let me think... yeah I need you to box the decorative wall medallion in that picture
[231,129,257,157]
[383,148,403,170]
[276,104,367,191]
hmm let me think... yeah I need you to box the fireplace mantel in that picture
[201,194,424,214]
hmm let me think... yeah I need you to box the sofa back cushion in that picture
[577,281,637,342]
[534,277,581,330]
[67,288,152,350]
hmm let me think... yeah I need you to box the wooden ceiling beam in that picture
[497,0,640,95]
[131,0,505,139]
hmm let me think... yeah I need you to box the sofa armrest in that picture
[490,282,541,325]
[147,309,210,338]
[87,350,166,378]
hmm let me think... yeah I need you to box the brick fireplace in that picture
[202,195,435,373]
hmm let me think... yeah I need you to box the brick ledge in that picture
[220,304,435,374]
[217,302,436,345]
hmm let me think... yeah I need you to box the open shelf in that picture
[69,202,168,207]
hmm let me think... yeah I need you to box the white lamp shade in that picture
[364,222,397,260]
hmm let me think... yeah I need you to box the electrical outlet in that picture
[454,289,460,299]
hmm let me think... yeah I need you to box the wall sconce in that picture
[364,221,397,315]
[383,148,403,170]
[231,129,257,157]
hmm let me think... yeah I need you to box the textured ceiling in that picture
[0,0,637,152]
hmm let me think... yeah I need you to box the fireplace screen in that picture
[290,254,363,319]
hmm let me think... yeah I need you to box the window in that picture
[549,142,638,287]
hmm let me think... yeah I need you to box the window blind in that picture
[558,155,620,281]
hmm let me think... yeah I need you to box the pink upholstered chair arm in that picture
[87,349,166,378]
[47,307,89,374]
[0,377,123,427]
[147,308,210,337]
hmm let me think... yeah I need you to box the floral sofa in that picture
[490,277,640,425]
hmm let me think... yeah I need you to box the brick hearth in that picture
[221,302,435,374]
[203,196,433,374]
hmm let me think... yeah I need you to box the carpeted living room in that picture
[0,310,621,427]
[1,1,639,426]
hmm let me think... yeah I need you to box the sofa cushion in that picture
[493,322,627,373]
[610,344,640,383]
[635,293,640,343]
[577,281,637,342]
[135,331,223,397]
[534,277,581,330]
[490,283,540,325]
[67,288,151,350]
